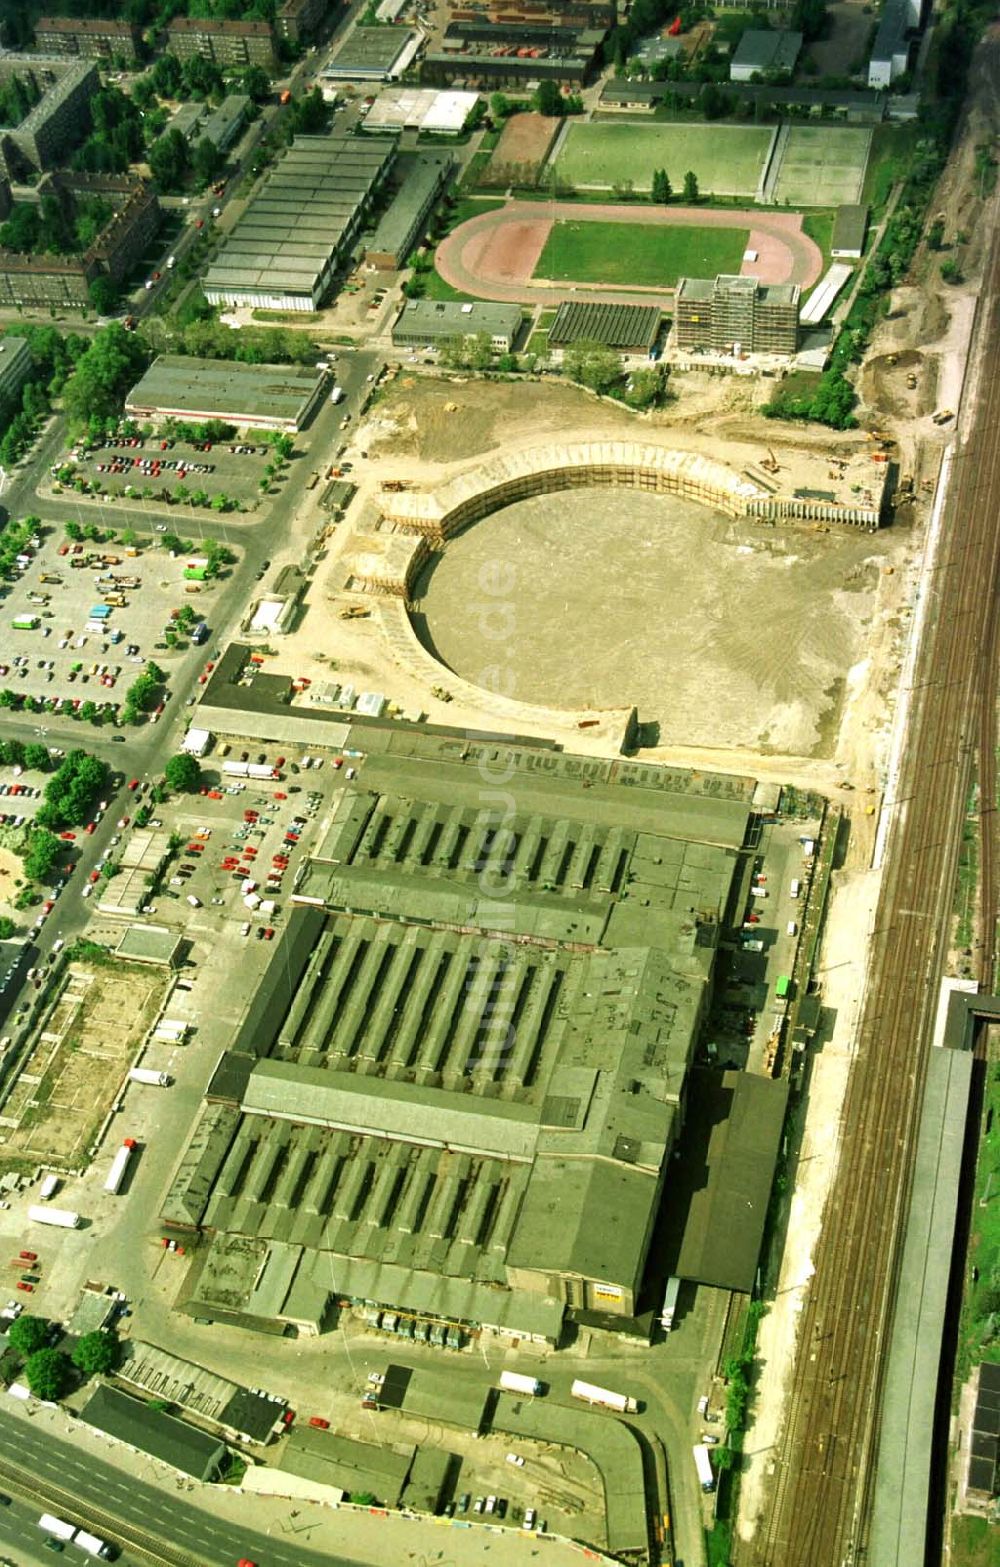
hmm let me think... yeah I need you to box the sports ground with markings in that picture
[535,220,750,288]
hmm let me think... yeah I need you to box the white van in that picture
[790,878,801,898]
[186,894,202,908]
[786,920,798,937]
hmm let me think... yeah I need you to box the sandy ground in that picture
[0,844,23,923]
[412,487,892,757]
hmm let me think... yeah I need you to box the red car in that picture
[18,1251,37,1262]
[208,790,223,800]
[84,821,96,835]
[128,779,139,791]
[16,1282,33,1293]
[263,928,275,941]
[89,870,100,883]
[308,1416,330,1430]
[59,831,75,841]
[281,1408,295,1425]
[274,792,287,801]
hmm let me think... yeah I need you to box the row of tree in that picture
[0,327,89,470]
[651,169,699,204]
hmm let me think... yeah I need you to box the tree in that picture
[940,258,962,283]
[490,91,513,120]
[651,168,672,204]
[533,80,564,117]
[62,323,148,435]
[22,743,50,772]
[242,65,272,103]
[150,51,183,98]
[164,753,201,793]
[71,1330,120,1377]
[683,169,699,202]
[88,275,119,316]
[563,340,622,394]
[148,129,191,194]
[192,136,223,188]
[24,1347,71,1402]
[8,1314,50,1356]
[23,827,62,882]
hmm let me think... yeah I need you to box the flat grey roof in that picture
[392,298,522,340]
[731,28,802,71]
[326,24,416,71]
[368,152,453,256]
[125,355,324,424]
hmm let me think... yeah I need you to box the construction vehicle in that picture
[931,408,955,424]
[340,606,370,619]
[760,447,780,474]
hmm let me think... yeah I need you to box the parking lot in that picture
[53,432,280,510]
[141,748,344,936]
[0,521,232,720]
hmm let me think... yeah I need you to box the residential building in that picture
[277,0,331,44]
[167,17,277,70]
[391,298,523,352]
[674,274,799,356]
[0,173,160,307]
[33,16,142,62]
[0,335,33,410]
[0,59,99,180]
[198,94,251,153]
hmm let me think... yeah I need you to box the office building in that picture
[674,274,799,356]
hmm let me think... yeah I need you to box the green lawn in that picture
[534,219,748,288]
[553,120,772,197]
[949,1515,1000,1567]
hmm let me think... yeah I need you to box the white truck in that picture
[104,1138,136,1195]
[330,385,345,404]
[570,1379,639,1414]
[38,1514,77,1542]
[27,1204,80,1228]
[73,1527,113,1558]
[129,1067,171,1087]
[499,1370,544,1397]
[38,1173,60,1200]
[693,1443,716,1493]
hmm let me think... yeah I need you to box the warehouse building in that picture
[729,28,802,82]
[322,26,421,82]
[0,59,99,180]
[80,1386,228,1482]
[203,134,396,312]
[867,0,919,86]
[444,0,614,28]
[124,355,326,433]
[361,88,480,136]
[34,16,142,61]
[547,301,661,359]
[161,740,750,1342]
[167,16,277,69]
[830,202,869,259]
[674,274,799,357]
[365,151,453,269]
[423,29,604,88]
[392,298,522,351]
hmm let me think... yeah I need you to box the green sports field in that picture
[552,121,773,197]
[772,126,872,207]
[534,220,749,288]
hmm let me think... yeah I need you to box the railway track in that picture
[744,210,1000,1562]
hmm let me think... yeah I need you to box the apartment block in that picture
[0,59,99,179]
[167,17,277,69]
[34,17,142,62]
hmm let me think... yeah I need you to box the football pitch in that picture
[772,126,872,207]
[534,220,749,288]
[552,121,773,197]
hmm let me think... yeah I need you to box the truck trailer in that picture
[38,1514,76,1541]
[499,1370,544,1397]
[694,1443,716,1492]
[104,1138,136,1194]
[570,1379,638,1414]
[27,1204,80,1228]
[660,1275,681,1332]
[129,1067,170,1087]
